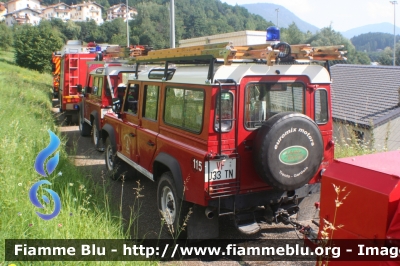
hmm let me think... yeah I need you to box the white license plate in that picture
[204,158,236,182]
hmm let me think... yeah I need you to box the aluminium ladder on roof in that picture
[133,42,347,65]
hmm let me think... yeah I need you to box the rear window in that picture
[244,82,304,129]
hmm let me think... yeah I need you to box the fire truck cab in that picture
[58,40,107,124]
[101,42,345,239]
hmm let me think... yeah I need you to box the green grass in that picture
[333,122,377,159]
[0,50,152,265]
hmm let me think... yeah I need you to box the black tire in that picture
[157,172,191,239]
[79,112,91,137]
[253,112,323,191]
[104,138,128,180]
[92,118,101,151]
[65,115,72,125]
[59,96,62,112]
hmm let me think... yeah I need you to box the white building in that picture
[41,3,71,22]
[106,3,137,22]
[4,0,41,25]
[4,7,40,25]
[179,31,267,47]
[5,0,40,13]
[0,2,7,21]
[70,1,103,24]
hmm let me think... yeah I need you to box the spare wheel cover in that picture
[253,112,323,191]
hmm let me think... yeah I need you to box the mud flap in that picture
[187,205,219,239]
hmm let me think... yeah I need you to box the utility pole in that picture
[275,8,279,27]
[126,0,129,47]
[170,0,175,48]
[390,1,397,66]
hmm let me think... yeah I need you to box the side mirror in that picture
[112,97,121,113]
[77,84,83,93]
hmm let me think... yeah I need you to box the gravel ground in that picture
[53,99,318,266]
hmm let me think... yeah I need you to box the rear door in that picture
[119,83,140,162]
[237,76,309,191]
[136,83,161,172]
[85,75,104,122]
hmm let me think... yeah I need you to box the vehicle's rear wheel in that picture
[104,138,128,180]
[92,118,102,151]
[79,112,91,137]
[157,172,191,239]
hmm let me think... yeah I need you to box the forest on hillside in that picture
[5,0,400,72]
[351,32,400,52]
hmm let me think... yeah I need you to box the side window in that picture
[143,85,160,121]
[125,83,139,115]
[214,91,233,132]
[97,78,103,97]
[315,89,328,124]
[92,76,103,97]
[164,87,204,133]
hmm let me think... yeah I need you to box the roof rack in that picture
[134,42,347,66]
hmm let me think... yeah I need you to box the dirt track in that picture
[53,98,316,266]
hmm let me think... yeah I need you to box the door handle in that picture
[147,141,155,147]
[129,133,136,137]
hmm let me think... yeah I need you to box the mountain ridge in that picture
[240,3,319,33]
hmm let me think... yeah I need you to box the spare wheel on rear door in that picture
[253,112,323,191]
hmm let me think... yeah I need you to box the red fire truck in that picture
[51,52,61,98]
[100,42,345,239]
[58,40,106,123]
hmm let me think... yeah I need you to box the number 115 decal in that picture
[192,158,203,172]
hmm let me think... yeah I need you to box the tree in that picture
[305,26,368,64]
[100,18,126,43]
[281,23,305,45]
[62,20,81,41]
[378,44,400,66]
[0,23,13,51]
[14,21,63,73]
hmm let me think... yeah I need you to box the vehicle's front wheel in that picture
[157,172,191,239]
[105,138,127,180]
[79,112,91,137]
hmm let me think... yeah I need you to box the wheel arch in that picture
[90,111,99,126]
[154,152,184,199]
[101,124,117,153]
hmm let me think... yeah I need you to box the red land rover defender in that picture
[101,42,343,239]
[78,63,137,151]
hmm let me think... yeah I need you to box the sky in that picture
[222,0,398,32]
